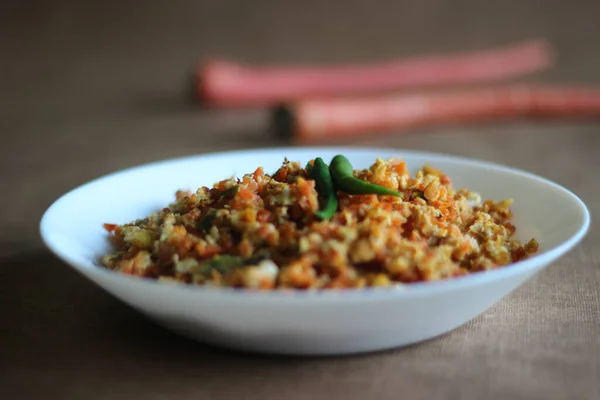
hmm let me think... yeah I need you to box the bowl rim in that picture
[39,146,591,302]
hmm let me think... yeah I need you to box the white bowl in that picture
[40,147,590,356]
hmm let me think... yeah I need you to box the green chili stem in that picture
[329,155,403,197]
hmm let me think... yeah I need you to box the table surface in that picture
[2,1,599,399]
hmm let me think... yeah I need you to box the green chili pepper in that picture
[312,157,339,220]
[329,155,403,197]
[305,161,315,177]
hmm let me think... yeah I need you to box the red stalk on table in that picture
[272,86,600,141]
[197,39,553,107]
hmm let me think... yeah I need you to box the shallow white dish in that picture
[40,147,590,356]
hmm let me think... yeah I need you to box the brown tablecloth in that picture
[2,1,599,399]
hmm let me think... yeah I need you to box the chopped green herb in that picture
[194,250,272,276]
[197,210,217,232]
[196,255,246,276]
[219,186,239,199]
[411,190,425,200]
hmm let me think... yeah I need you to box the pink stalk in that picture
[271,85,600,141]
[198,39,554,107]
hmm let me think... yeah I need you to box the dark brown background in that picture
[1,1,599,399]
